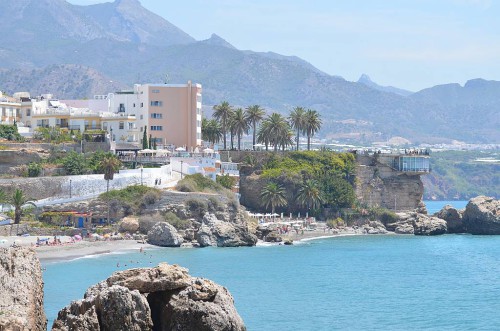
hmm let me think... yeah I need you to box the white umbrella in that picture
[255,213,264,217]
[203,148,214,153]
[175,147,186,151]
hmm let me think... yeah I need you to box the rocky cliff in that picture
[52,263,246,331]
[0,247,47,331]
[354,154,426,212]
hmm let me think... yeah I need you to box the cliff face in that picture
[0,247,47,331]
[355,154,426,212]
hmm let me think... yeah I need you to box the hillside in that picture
[423,150,500,200]
[0,65,127,99]
[0,0,498,144]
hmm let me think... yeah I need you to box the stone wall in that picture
[354,154,425,211]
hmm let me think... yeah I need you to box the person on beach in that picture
[140,247,144,253]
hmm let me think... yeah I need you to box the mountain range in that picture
[0,0,498,144]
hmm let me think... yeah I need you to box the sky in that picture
[69,0,500,91]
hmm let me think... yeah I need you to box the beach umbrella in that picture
[91,233,100,238]
[175,147,186,151]
[73,234,82,241]
[203,148,214,153]
[103,233,110,238]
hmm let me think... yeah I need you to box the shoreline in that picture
[0,236,152,263]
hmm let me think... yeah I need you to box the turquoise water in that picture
[43,233,500,330]
[424,200,468,214]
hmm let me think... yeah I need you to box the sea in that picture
[43,200,500,330]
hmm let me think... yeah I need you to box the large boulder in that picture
[389,212,446,235]
[435,205,464,233]
[52,263,246,331]
[196,213,257,247]
[463,196,500,234]
[0,247,47,331]
[147,222,184,247]
[413,214,447,236]
[119,217,140,233]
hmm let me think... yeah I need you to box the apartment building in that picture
[107,82,202,150]
[0,92,21,125]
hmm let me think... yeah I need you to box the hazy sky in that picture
[69,0,499,91]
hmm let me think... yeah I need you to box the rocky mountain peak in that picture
[200,33,237,49]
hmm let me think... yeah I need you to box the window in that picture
[140,126,143,132]
[150,101,163,107]
[133,103,136,107]
[128,122,134,129]
[119,122,124,129]
[140,102,143,108]
[26,108,31,116]
[151,113,162,119]
[152,89,160,93]
[196,132,201,139]
[151,126,163,131]
[140,115,143,120]
[119,103,125,112]
[197,120,201,127]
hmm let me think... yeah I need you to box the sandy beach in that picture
[0,236,153,262]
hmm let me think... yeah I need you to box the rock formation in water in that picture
[387,212,447,235]
[0,247,47,331]
[147,222,184,247]
[52,263,246,331]
[462,196,500,235]
[434,205,464,233]
[196,213,257,247]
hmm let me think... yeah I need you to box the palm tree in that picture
[213,101,233,150]
[289,106,306,151]
[245,105,266,150]
[100,155,121,195]
[258,113,290,152]
[202,118,222,145]
[260,182,287,215]
[279,128,294,152]
[296,179,323,211]
[11,189,27,224]
[100,155,121,224]
[304,109,322,150]
[232,108,250,150]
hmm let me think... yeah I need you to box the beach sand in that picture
[0,236,152,262]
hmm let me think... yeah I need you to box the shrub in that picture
[185,198,208,217]
[207,196,224,212]
[176,178,196,192]
[216,174,236,189]
[379,210,398,225]
[27,162,42,177]
[142,190,160,205]
[164,212,191,230]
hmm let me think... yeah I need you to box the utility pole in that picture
[69,179,72,198]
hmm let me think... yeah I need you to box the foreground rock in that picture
[0,247,47,331]
[435,205,464,233]
[463,196,500,235]
[119,216,140,233]
[196,213,257,247]
[147,222,184,247]
[52,263,246,331]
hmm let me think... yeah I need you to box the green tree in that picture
[142,126,148,149]
[320,175,355,209]
[245,105,266,150]
[260,182,287,214]
[0,189,6,205]
[149,134,152,149]
[202,118,223,145]
[213,101,233,150]
[11,189,28,224]
[296,179,323,211]
[62,151,86,175]
[232,108,249,150]
[27,162,42,177]
[289,106,306,151]
[304,109,322,150]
